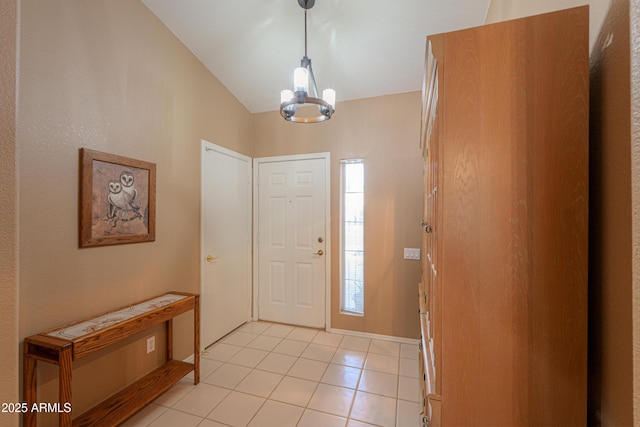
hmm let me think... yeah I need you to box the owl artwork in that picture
[85,151,153,245]
[104,171,144,228]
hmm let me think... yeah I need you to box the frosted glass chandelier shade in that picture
[279,0,335,123]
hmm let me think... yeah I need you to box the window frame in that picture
[339,158,365,316]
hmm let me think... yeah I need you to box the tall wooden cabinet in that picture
[418,7,589,426]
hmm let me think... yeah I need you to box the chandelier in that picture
[280,0,336,123]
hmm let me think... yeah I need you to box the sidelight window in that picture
[340,159,364,315]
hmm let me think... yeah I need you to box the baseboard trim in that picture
[327,327,419,346]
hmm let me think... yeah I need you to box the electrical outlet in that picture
[146,336,156,354]
[404,248,421,260]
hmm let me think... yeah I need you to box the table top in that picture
[44,293,190,341]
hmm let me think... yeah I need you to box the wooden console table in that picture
[23,292,200,427]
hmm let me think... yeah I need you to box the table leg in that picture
[194,295,200,384]
[23,341,37,427]
[58,344,73,427]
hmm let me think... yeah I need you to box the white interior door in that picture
[255,154,329,328]
[201,141,251,348]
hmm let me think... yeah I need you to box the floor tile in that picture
[321,364,361,389]
[350,391,397,427]
[286,327,319,342]
[339,335,371,352]
[147,408,202,427]
[203,363,252,389]
[301,343,337,362]
[298,409,347,427]
[400,342,419,360]
[203,343,243,362]
[235,369,283,398]
[206,391,265,426]
[398,375,420,403]
[153,379,196,407]
[307,383,355,418]
[331,348,366,369]
[247,400,304,427]
[256,352,298,374]
[247,334,282,351]
[269,375,318,407]
[172,383,230,417]
[120,403,167,426]
[364,353,399,375]
[397,399,421,427]
[346,420,377,427]
[140,322,423,427]
[312,331,343,347]
[222,331,259,346]
[228,347,270,368]
[287,358,329,382]
[197,419,230,427]
[399,356,418,378]
[272,338,309,357]
[369,340,401,357]
[358,370,398,398]
[240,321,272,334]
[263,323,296,338]
[186,358,222,382]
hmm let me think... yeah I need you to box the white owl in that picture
[119,171,139,210]
[107,181,128,219]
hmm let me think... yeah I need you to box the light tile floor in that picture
[121,321,421,427]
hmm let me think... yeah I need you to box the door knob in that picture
[206,255,218,262]
[313,250,324,256]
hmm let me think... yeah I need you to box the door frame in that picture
[252,152,331,330]
[200,140,253,346]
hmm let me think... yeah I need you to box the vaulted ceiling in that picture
[142,0,492,113]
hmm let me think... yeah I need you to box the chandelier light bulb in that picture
[293,67,309,95]
[322,89,336,109]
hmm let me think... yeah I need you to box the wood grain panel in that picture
[441,19,520,424]
[422,6,588,426]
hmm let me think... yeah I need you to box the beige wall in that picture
[253,93,423,339]
[0,0,19,425]
[16,0,251,420]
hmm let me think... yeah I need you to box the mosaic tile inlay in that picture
[46,293,188,340]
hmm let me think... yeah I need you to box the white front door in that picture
[201,141,251,348]
[255,154,329,328]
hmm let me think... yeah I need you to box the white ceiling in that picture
[142,0,492,114]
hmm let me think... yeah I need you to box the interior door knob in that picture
[206,255,218,262]
[313,250,324,256]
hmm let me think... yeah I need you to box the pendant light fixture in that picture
[280,0,336,123]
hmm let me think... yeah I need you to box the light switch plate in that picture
[404,248,421,260]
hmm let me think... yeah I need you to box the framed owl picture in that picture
[80,149,156,247]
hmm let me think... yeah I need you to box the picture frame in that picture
[79,148,156,247]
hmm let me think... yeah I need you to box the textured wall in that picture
[17,0,251,420]
[0,0,19,425]
[252,93,423,339]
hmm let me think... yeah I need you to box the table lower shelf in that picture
[72,360,194,427]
